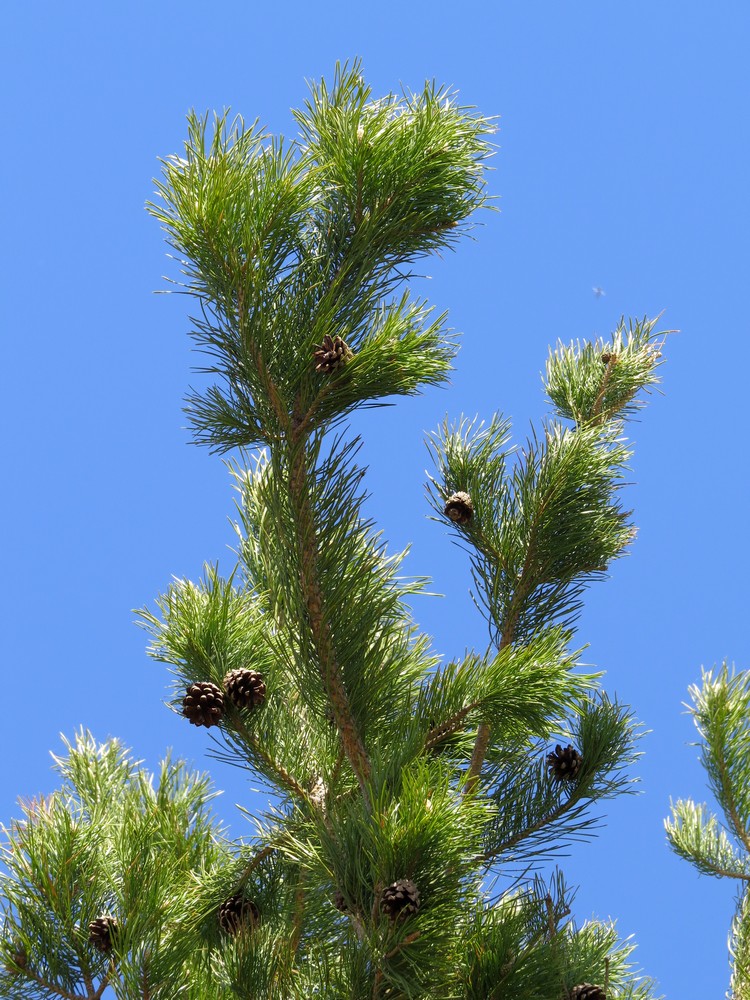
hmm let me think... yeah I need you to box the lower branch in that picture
[18,966,94,1000]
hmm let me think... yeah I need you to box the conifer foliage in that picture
[666,666,750,999]
[1,64,667,998]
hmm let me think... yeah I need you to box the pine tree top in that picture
[1,63,667,1000]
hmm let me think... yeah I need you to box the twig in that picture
[714,737,750,855]
[425,700,482,750]
[464,450,568,795]
[232,717,310,802]
[384,930,421,960]
[237,845,275,888]
[475,789,587,867]
[464,633,513,795]
[590,353,617,423]
[19,965,92,1000]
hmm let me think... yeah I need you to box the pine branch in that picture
[428,320,666,798]
[665,800,750,880]
[287,432,372,798]
[667,666,750,997]
[464,633,513,796]
[11,965,93,1000]
[713,725,750,856]
[480,695,642,868]
[229,717,310,802]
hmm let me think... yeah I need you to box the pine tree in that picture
[666,665,750,1000]
[1,63,667,999]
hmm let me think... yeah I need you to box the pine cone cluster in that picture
[380,878,420,921]
[314,335,352,373]
[547,744,582,783]
[223,668,266,710]
[444,491,474,524]
[182,681,224,728]
[183,669,268,728]
[88,915,119,953]
[218,894,259,936]
[569,984,606,1000]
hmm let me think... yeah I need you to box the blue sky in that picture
[2,3,748,996]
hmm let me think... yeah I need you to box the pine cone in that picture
[600,352,617,365]
[380,878,420,921]
[444,491,474,524]
[332,889,348,913]
[218,894,259,936]
[569,984,606,1000]
[88,915,119,953]
[10,946,27,970]
[223,669,266,710]
[182,682,224,728]
[547,744,582,783]
[313,335,352,373]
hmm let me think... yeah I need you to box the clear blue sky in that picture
[2,3,748,997]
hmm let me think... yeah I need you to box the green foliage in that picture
[545,316,665,427]
[3,64,668,999]
[481,694,644,868]
[0,731,226,1000]
[464,873,657,999]
[666,664,750,998]
[147,59,492,452]
[427,322,664,647]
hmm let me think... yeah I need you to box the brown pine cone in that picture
[380,878,420,921]
[223,669,266,710]
[569,984,606,1000]
[88,915,119,953]
[332,889,348,913]
[182,682,224,728]
[10,945,27,970]
[218,894,259,936]
[547,744,583,783]
[444,491,474,524]
[313,335,352,373]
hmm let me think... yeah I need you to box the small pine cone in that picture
[10,946,27,970]
[313,334,352,373]
[218,895,259,936]
[569,984,606,1000]
[332,889,348,913]
[182,682,224,728]
[380,878,420,922]
[223,669,266,711]
[88,915,119,953]
[600,352,617,365]
[444,491,474,525]
[547,744,583,783]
